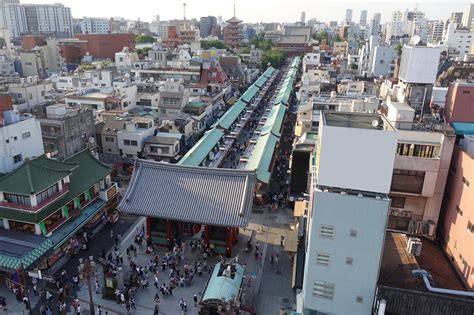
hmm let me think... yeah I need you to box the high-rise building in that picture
[462,3,474,30]
[0,2,73,38]
[359,10,368,26]
[79,18,110,34]
[199,16,217,38]
[450,12,463,25]
[345,8,353,23]
[439,22,474,60]
[368,13,381,37]
[399,45,441,85]
[385,10,411,41]
[301,11,306,24]
[427,20,445,44]
[301,112,398,315]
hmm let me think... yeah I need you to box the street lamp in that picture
[78,256,97,315]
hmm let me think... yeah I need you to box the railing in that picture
[46,216,68,234]
[0,184,69,212]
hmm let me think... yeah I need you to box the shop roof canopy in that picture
[119,160,256,227]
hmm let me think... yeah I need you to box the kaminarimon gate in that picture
[118,160,256,257]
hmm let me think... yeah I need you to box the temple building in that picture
[223,17,243,49]
[118,160,256,257]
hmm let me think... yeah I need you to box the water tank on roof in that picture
[4,110,21,125]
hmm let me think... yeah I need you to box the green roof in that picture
[291,57,300,69]
[246,133,279,183]
[0,157,77,195]
[262,66,275,78]
[202,262,245,303]
[275,84,292,106]
[216,100,247,129]
[0,150,112,223]
[261,103,287,137]
[0,238,53,272]
[241,84,260,103]
[177,129,224,166]
[254,75,268,88]
[187,101,207,108]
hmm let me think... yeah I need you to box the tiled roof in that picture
[119,160,256,227]
[0,150,112,223]
[0,157,77,195]
[177,128,224,166]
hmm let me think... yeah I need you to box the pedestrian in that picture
[279,306,287,315]
[95,279,100,293]
[193,294,198,307]
[76,303,81,315]
[33,284,38,296]
[270,255,274,266]
[110,229,114,239]
[280,235,285,247]
[154,274,159,289]
[97,305,103,315]
[275,254,279,266]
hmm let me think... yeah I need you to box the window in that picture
[391,169,425,194]
[463,91,472,94]
[390,196,405,208]
[456,205,464,216]
[36,184,59,204]
[4,193,31,206]
[350,229,357,237]
[13,154,22,163]
[316,253,330,266]
[313,281,335,299]
[123,139,131,146]
[320,225,335,238]
[462,176,470,187]
[22,132,31,139]
[396,143,436,158]
[13,136,17,141]
[356,296,363,304]
[468,221,474,234]
[130,140,138,146]
[346,257,354,265]
[105,137,114,142]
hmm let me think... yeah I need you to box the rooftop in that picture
[119,160,256,227]
[322,112,397,132]
[451,122,474,136]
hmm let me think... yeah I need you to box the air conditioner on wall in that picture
[390,209,399,216]
[415,220,423,234]
[402,211,412,218]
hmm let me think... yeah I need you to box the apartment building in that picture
[301,112,398,315]
[445,81,474,124]
[440,128,474,290]
[117,116,155,159]
[8,78,54,111]
[439,23,474,60]
[79,17,110,34]
[0,110,44,173]
[37,104,95,161]
[0,2,73,38]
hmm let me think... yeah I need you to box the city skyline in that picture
[22,0,468,23]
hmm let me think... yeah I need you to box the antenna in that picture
[371,120,379,128]
[183,3,186,21]
[233,0,236,17]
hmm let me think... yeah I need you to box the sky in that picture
[23,0,468,23]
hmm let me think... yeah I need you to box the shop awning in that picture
[284,228,298,253]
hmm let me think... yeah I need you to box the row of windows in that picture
[123,139,138,146]
[396,143,437,158]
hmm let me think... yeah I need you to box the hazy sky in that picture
[24,0,468,23]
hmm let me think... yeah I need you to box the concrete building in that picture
[79,17,110,34]
[0,2,73,38]
[386,10,411,42]
[462,3,474,30]
[115,47,139,71]
[344,9,353,24]
[386,101,455,235]
[440,130,474,290]
[427,20,445,44]
[37,104,95,160]
[367,13,381,37]
[117,116,155,159]
[301,112,398,315]
[143,132,182,162]
[399,45,440,85]
[444,81,474,124]
[8,79,54,111]
[439,23,474,60]
[65,90,109,113]
[371,46,397,77]
[451,12,464,25]
[199,16,217,38]
[301,11,306,24]
[359,10,368,26]
[0,110,44,173]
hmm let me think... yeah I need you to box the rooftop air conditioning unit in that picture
[415,220,423,234]
[407,237,422,256]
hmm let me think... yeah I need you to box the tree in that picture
[136,47,151,56]
[395,43,403,58]
[261,48,287,68]
[200,40,229,50]
[350,63,358,70]
[312,31,328,43]
[248,32,274,51]
[135,34,155,43]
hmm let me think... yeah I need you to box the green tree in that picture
[201,40,229,50]
[350,63,358,70]
[312,31,328,42]
[248,32,274,51]
[135,35,156,43]
[395,43,403,58]
[136,47,151,56]
[261,48,287,68]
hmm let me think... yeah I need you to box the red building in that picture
[60,33,135,63]
[223,17,243,49]
[445,81,474,124]
[0,94,13,121]
[22,35,46,50]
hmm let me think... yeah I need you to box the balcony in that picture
[99,182,118,202]
[0,184,69,212]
